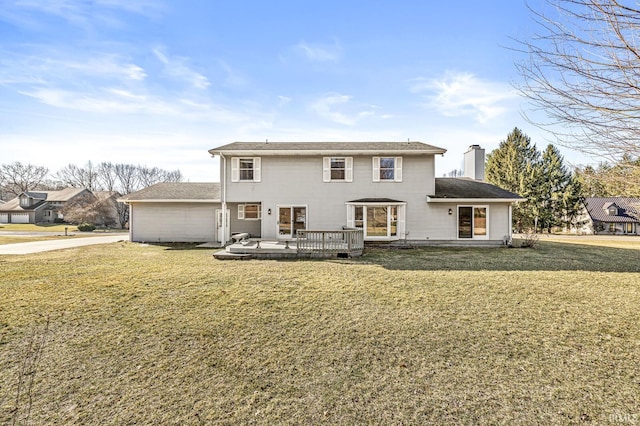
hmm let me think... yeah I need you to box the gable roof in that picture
[0,188,90,212]
[209,141,447,156]
[428,178,525,202]
[584,197,640,223]
[122,182,221,202]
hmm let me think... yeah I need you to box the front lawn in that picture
[1,239,639,424]
[0,223,77,233]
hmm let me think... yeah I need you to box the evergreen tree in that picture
[486,128,541,231]
[538,145,583,232]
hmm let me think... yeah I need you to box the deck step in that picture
[212,250,253,260]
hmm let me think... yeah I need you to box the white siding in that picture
[0,213,8,223]
[130,202,217,243]
[224,154,437,240]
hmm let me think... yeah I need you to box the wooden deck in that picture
[213,229,364,260]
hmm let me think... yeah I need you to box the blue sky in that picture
[0,0,588,182]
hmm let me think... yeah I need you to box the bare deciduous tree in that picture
[56,161,100,190]
[0,162,49,198]
[516,0,640,163]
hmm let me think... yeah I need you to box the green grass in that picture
[1,238,639,424]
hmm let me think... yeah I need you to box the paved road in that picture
[0,234,129,255]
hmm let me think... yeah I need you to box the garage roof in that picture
[122,182,221,202]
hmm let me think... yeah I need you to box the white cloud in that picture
[310,94,356,125]
[0,0,164,29]
[153,47,210,89]
[294,40,341,62]
[310,94,385,126]
[410,72,518,123]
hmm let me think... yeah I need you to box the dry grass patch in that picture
[1,239,639,424]
[0,224,77,233]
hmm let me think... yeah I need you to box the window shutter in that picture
[397,205,406,238]
[372,157,380,182]
[238,204,245,219]
[345,157,353,182]
[346,205,354,228]
[253,157,261,182]
[323,157,331,182]
[395,157,403,182]
[231,157,239,182]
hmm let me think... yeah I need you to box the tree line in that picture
[0,161,182,201]
[486,128,584,233]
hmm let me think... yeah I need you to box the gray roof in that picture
[0,188,90,212]
[584,197,640,223]
[209,141,447,155]
[123,182,221,201]
[430,178,524,200]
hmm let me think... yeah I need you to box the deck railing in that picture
[296,229,364,257]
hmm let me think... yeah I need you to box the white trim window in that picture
[372,157,402,182]
[231,157,261,182]
[323,157,353,182]
[20,197,29,207]
[238,204,261,220]
[347,203,406,240]
[458,206,488,239]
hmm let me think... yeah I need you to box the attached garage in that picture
[130,202,218,242]
[122,182,221,243]
[11,213,30,224]
[0,213,8,223]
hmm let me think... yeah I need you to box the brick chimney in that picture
[463,145,485,181]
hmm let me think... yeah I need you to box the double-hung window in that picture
[238,204,261,220]
[231,157,261,182]
[372,157,402,182]
[323,157,353,182]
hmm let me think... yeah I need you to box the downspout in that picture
[220,153,227,244]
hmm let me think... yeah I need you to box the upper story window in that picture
[231,157,261,182]
[323,157,353,182]
[607,206,618,215]
[20,197,29,207]
[372,157,402,182]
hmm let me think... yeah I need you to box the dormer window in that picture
[20,197,29,207]
[608,206,617,215]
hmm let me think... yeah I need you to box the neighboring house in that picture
[123,142,524,245]
[0,188,93,224]
[580,197,640,235]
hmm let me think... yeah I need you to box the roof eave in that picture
[209,149,447,156]
[122,199,221,203]
[427,197,527,203]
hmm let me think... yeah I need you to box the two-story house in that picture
[124,142,524,246]
[0,188,94,224]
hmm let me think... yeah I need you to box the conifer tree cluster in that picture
[486,128,583,232]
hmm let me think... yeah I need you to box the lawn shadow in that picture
[353,241,640,273]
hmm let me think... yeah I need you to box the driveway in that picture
[0,234,129,255]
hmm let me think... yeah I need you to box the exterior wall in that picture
[130,202,219,242]
[223,154,437,240]
[593,221,639,235]
[423,202,511,242]
[228,203,262,237]
[0,213,8,223]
